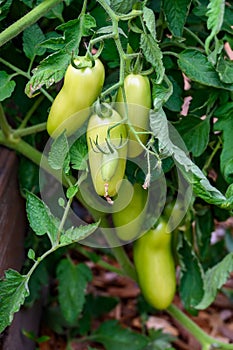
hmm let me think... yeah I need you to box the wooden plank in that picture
[0,147,41,350]
[0,147,26,276]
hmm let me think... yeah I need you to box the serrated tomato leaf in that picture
[196,253,233,309]
[26,191,59,244]
[93,320,148,350]
[178,235,204,314]
[57,260,92,324]
[0,270,29,333]
[162,0,192,37]
[59,221,100,245]
[175,115,210,157]
[0,71,16,101]
[178,49,233,91]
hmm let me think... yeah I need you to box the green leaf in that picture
[178,235,204,314]
[39,35,66,51]
[0,0,13,21]
[70,137,88,171]
[93,320,148,350]
[26,191,59,244]
[162,0,192,37]
[205,0,225,54]
[45,3,64,22]
[81,14,96,36]
[152,76,173,111]
[175,115,210,157]
[0,71,16,101]
[196,253,233,309]
[164,76,183,112]
[25,50,70,97]
[144,329,175,350]
[110,0,138,14]
[59,221,99,245]
[195,207,214,263]
[216,55,233,84]
[96,25,127,38]
[48,132,70,170]
[66,185,78,199]
[214,104,233,184]
[0,270,29,333]
[149,108,230,208]
[140,33,164,84]
[25,14,96,97]
[28,248,36,260]
[143,6,156,39]
[178,49,233,91]
[57,260,92,324]
[23,23,46,59]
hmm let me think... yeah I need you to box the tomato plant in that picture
[0,0,233,349]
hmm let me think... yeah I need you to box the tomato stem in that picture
[0,103,12,139]
[0,57,54,102]
[0,0,64,47]
[167,304,233,349]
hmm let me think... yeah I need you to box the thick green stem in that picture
[111,246,137,281]
[76,245,125,276]
[19,95,44,129]
[167,304,233,349]
[0,0,64,47]
[13,122,47,138]
[0,103,12,138]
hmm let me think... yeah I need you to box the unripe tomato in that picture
[116,74,151,158]
[164,200,186,230]
[47,57,105,137]
[112,182,148,241]
[86,107,127,198]
[133,219,176,309]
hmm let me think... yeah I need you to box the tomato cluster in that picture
[47,56,177,311]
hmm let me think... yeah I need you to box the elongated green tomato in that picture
[116,74,151,158]
[86,107,127,199]
[112,182,148,241]
[47,57,105,137]
[164,200,186,230]
[133,219,176,309]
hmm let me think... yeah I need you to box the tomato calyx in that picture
[70,54,94,70]
[93,100,113,119]
[89,132,127,204]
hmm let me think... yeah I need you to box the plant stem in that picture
[19,95,44,129]
[167,304,233,349]
[0,0,64,47]
[76,245,125,276]
[111,246,137,281]
[0,103,12,138]
[0,58,54,102]
[202,138,222,175]
[13,122,47,137]
[183,27,205,48]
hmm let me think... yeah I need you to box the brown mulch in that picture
[37,249,233,350]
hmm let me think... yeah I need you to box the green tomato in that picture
[112,182,148,241]
[116,74,151,158]
[101,148,119,182]
[47,57,105,137]
[164,200,186,230]
[86,107,127,198]
[133,219,176,310]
